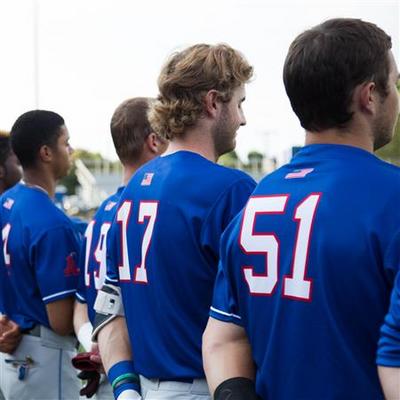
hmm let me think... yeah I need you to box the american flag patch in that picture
[3,198,14,209]
[285,168,314,179]
[141,173,154,186]
[105,201,117,211]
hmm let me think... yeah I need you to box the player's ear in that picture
[145,133,168,155]
[38,144,53,163]
[355,81,377,116]
[203,90,220,118]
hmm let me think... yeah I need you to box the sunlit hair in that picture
[110,97,164,164]
[149,43,253,140]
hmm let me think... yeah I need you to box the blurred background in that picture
[0,0,399,217]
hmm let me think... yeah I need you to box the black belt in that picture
[158,377,194,384]
[21,325,40,337]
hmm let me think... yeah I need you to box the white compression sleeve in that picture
[77,321,93,352]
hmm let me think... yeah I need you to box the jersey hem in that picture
[209,307,243,326]
[43,289,76,304]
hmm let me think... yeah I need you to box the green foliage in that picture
[72,149,104,161]
[375,119,400,165]
[247,151,264,160]
[218,150,239,168]
[375,85,400,165]
[59,164,79,195]
[59,148,110,195]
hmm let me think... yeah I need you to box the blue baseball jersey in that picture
[377,270,400,366]
[76,187,124,324]
[106,151,256,379]
[211,144,400,400]
[0,249,29,328]
[0,183,81,330]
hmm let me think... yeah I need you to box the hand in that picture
[0,316,22,354]
[72,350,103,398]
[77,370,100,398]
[89,343,105,374]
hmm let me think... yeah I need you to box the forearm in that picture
[46,297,74,335]
[203,318,255,395]
[73,301,93,351]
[98,316,132,374]
[378,366,400,400]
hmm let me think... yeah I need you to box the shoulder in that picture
[94,190,122,219]
[372,157,400,178]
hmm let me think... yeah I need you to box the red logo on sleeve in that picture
[64,253,80,277]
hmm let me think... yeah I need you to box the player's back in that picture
[76,188,124,323]
[0,182,80,329]
[109,151,255,379]
[215,144,400,399]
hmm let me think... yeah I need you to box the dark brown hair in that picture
[283,18,392,132]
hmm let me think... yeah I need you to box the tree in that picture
[218,150,240,168]
[375,82,400,165]
[59,148,114,195]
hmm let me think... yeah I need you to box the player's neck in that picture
[305,129,374,153]
[22,169,55,198]
[122,165,138,186]
[164,127,218,162]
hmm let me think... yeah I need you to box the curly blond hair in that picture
[149,44,253,140]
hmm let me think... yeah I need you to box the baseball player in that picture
[92,43,256,400]
[0,132,22,400]
[377,271,400,398]
[203,18,400,400]
[73,97,168,399]
[0,110,81,400]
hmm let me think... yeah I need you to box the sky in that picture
[0,0,399,164]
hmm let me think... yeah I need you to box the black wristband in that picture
[214,377,261,400]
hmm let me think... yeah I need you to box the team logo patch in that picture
[64,252,80,277]
[105,201,117,211]
[3,198,14,209]
[285,168,314,179]
[141,173,154,186]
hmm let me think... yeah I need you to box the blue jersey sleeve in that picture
[75,235,88,304]
[377,271,400,366]
[210,259,243,326]
[384,230,400,275]
[105,221,120,285]
[33,226,80,304]
[200,177,255,263]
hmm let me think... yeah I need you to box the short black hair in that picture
[0,133,12,167]
[11,110,65,168]
[283,18,392,132]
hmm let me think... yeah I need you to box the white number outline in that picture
[93,222,111,289]
[240,193,321,301]
[283,194,320,301]
[134,201,159,284]
[83,220,95,287]
[116,200,159,284]
[117,201,133,282]
[2,223,11,267]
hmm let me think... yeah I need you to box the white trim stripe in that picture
[210,306,241,320]
[75,292,86,302]
[43,289,76,302]
[105,276,118,283]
